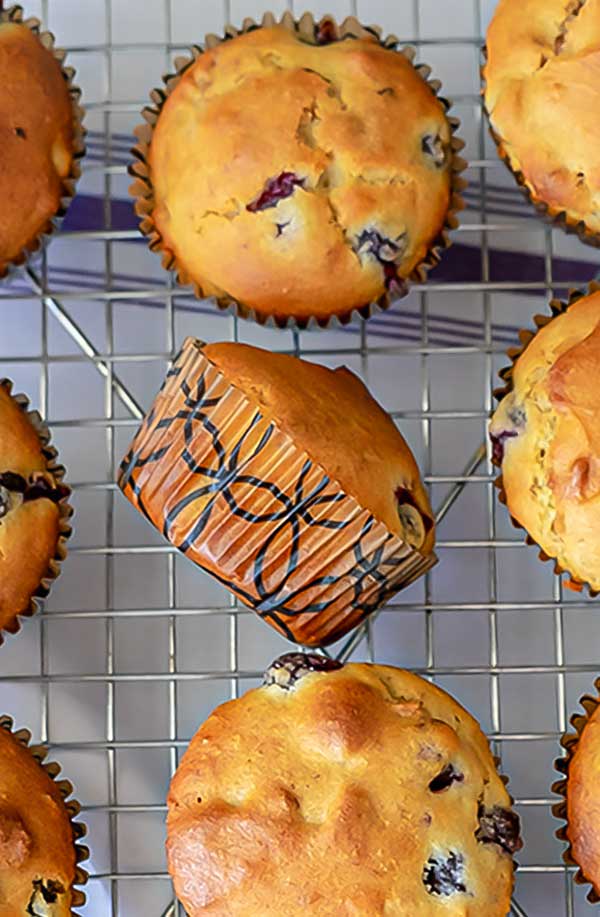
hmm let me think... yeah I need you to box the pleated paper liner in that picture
[118,338,437,647]
[129,11,467,330]
[552,678,600,903]
[0,714,89,913]
[491,282,600,595]
[0,4,86,280]
[481,45,600,249]
[0,378,73,645]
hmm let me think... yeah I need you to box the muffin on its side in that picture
[0,380,71,643]
[119,339,436,646]
[490,286,600,591]
[553,677,600,902]
[0,715,87,915]
[132,17,463,326]
[0,5,84,277]
[167,654,521,916]
[484,0,600,242]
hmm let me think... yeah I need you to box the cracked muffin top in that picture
[0,383,67,639]
[0,20,75,275]
[484,0,600,236]
[490,289,600,590]
[167,654,521,916]
[146,24,454,324]
[203,341,435,554]
[0,726,75,916]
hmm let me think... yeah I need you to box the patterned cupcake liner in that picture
[0,714,89,913]
[0,4,86,281]
[0,378,73,645]
[118,337,437,647]
[481,46,600,248]
[491,281,600,595]
[129,11,467,330]
[552,677,600,903]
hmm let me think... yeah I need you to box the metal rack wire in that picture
[2,0,600,914]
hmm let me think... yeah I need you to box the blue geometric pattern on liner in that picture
[119,342,434,645]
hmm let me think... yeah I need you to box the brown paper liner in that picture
[0,4,86,280]
[0,378,73,645]
[118,338,437,647]
[129,11,467,330]
[491,282,600,596]
[481,46,600,248]
[552,678,600,903]
[0,714,88,913]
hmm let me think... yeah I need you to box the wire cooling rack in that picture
[2,0,600,914]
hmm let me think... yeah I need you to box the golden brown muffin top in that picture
[566,702,600,894]
[167,656,520,916]
[490,290,600,589]
[0,385,63,634]
[149,25,453,323]
[204,342,434,553]
[0,21,74,272]
[0,727,75,916]
[484,0,600,233]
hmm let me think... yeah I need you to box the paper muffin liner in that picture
[118,337,437,647]
[552,678,600,903]
[491,281,600,596]
[0,4,86,281]
[0,378,73,645]
[129,11,467,331]
[481,46,600,248]
[0,714,88,913]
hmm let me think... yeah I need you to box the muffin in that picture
[0,4,85,278]
[130,14,464,327]
[0,379,71,644]
[0,715,87,915]
[490,285,600,591]
[118,338,436,646]
[553,676,600,902]
[167,653,521,916]
[483,0,600,243]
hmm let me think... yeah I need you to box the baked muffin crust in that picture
[484,0,600,236]
[167,657,520,915]
[147,25,454,323]
[0,20,75,274]
[564,702,600,895]
[0,727,75,916]
[490,289,600,589]
[0,384,66,637]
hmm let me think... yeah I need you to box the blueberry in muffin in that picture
[166,655,521,915]
[0,380,71,643]
[131,18,462,326]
